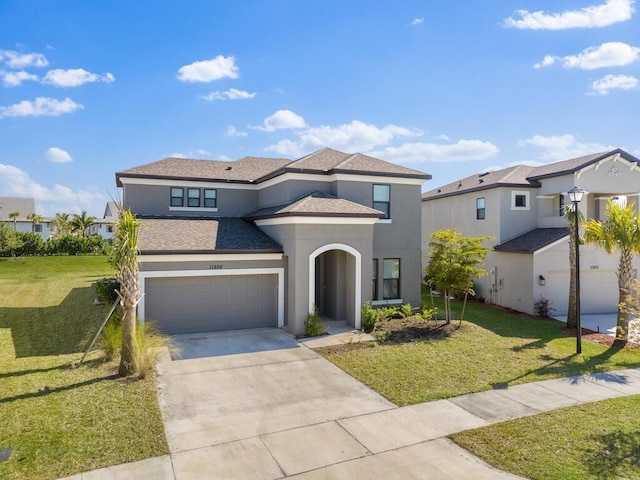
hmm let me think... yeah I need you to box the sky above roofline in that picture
[1,0,638,216]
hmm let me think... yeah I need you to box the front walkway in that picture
[61,328,640,480]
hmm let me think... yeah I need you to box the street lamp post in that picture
[567,187,585,354]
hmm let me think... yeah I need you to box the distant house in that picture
[116,147,430,336]
[86,201,120,241]
[0,197,52,240]
[422,149,640,317]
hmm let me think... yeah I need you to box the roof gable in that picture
[0,197,36,220]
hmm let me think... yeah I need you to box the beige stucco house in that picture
[422,149,640,317]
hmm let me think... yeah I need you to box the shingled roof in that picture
[493,228,569,254]
[0,197,36,220]
[117,147,430,186]
[423,149,639,201]
[137,217,283,254]
[244,191,384,220]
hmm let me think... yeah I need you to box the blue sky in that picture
[1,0,638,217]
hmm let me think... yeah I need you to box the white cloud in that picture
[225,125,247,137]
[0,49,49,68]
[46,147,73,163]
[42,68,115,87]
[201,88,256,101]
[0,163,107,216]
[591,74,638,94]
[369,140,499,163]
[251,109,307,132]
[0,97,83,118]
[411,18,424,25]
[265,119,424,157]
[504,0,634,30]
[434,134,450,141]
[536,42,640,70]
[518,134,615,160]
[177,55,239,83]
[1,70,39,87]
[169,149,210,159]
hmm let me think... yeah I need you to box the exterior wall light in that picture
[539,275,546,286]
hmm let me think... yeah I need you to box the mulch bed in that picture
[576,328,640,350]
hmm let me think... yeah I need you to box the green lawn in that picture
[452,395,640,480]
[0,256,168,480]
[317,293,640,479]
[320,297,640,405]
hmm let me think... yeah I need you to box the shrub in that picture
[378,306,399,321]
[399,303,414,318]
[361,302,378,333]
[534,295,555,318]
[16,232,44,256]
[416,307,438,321]
[95,278,120,303]
[304,305,326,337]
[97,313,122,362]
[135,322,175,379]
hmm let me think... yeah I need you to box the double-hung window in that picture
[558,194,565,216]
[204,189,217,208]
[372,259,379,300]
[170,187,184,207]
[476,197,485,220]
[373,184,391,219]
[383,258,400,300]
[188,188,201,207]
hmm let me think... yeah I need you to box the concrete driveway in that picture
[150,328,522,479]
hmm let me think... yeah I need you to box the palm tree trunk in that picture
[616,248,634,341]
[567,222,578,329]
[118,264,139,376]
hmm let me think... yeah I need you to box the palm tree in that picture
[563,204,585,329]
[8,211,19,230]
[110,209,141,377]
[583,201,640,341]
[27,213,44,233]
[52,212,72,237]
[71,210,96,237]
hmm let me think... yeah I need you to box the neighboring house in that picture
[116,147,430,336]
[0,197,52,240]
[422,148,640,317]
[86,201,120,241]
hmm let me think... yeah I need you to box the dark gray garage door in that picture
[145,274,278,335]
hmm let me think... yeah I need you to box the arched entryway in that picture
[309,243,361,329]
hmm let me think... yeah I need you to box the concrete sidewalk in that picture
[61,329,640,480]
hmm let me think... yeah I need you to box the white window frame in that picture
[511,191,530,211]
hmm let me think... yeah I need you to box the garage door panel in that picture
[145,274,278,335]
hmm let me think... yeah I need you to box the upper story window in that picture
[188,188,201,207]
[34,224,42,233]
[170,186,219,211]
[373,184,391,219]
[170,187,184,207]
[476,197,485,220]
[558,194,565,216]
[511,191,530,210]
[204,189,217,208]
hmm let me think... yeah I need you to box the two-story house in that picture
[116,147,430,336]
[86,201,119,241]
[422,149,640,317]
[0,197,52,240]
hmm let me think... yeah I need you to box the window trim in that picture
[204,188,217,208]
[170,187,184,207]
[476,197,486,220]
[187,188,201,208]
[373,184,391,219]
[382,258,400,300]
[558,194,565,216]
[511,191,530,211]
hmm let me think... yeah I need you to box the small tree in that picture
[27,213,44,234]
[71,210,97,237]
[583,201,640,341]
[52,212,72,237]
[110,209,141,377]
[8,211,19,230]
[424,228,492,323]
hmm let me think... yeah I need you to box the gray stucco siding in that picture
[123,183,258,217]
[258,179,333,207]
